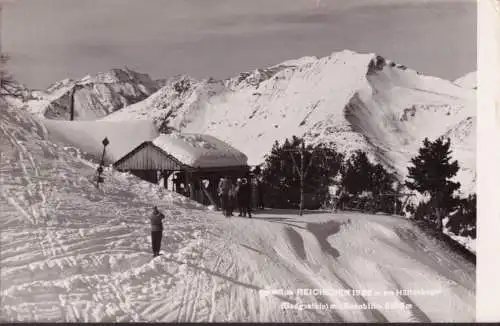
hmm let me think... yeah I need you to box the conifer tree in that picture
[262,136,343,209]
[406,137,460,230]
[340,150,396,213]
[341,150,372,195]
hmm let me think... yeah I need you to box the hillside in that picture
[103,50,476,196]
[0,100,475,322]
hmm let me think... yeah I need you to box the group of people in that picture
[217,176,252,218]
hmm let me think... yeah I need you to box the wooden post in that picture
[70,87,75,121]
[95,137,109,188]
[299,141,305,216]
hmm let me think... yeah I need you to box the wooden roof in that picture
[113,140,249,172]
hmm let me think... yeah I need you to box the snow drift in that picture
[0,99,475,322]
[104,50,476,196]
[151,133,248,168]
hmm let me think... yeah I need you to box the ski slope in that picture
[0,100,475,322]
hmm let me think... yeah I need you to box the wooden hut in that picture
[113,133,250,207]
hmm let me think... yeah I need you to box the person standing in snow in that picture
[218,176,232,217]
[235,178,244,216]
[239,177,252,218]
[150,206,165,257]
[173,173,182,194]
[228,182,238,216]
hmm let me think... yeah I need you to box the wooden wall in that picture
[114,143,184,171]
[130,170,159,184]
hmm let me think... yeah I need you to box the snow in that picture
[442,216,476,254]
[151,133,248,168]
[454,72,477,89]
[0,98,475,322]
[42,119,159,163]
[103,50,476,196]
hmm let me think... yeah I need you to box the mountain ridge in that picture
[23,67,161,120]
[102,50,475,195]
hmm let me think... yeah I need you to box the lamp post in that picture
[96,137,109,188]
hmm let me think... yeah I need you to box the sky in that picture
[3,0,476,90]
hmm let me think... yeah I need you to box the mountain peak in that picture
[79,67,157,87]
[27,68,162,120]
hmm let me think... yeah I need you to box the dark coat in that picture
[238,182,252,205]
[150,210,165,232]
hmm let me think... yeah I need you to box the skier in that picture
[239,177,252,218]
[150,206,165,257]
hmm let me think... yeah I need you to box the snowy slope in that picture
[1,95,475,323]
[1,80,33,105]
[454,72,477,89]
[23,68,161,120]
[104,50,476,196]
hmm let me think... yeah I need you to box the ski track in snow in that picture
[0,103,475,322]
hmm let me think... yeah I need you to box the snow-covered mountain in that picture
[24,68,161,120]
[103,50,476,195]
[454,72,477,89]
[1,79,34,106]
[0,99,476,322]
